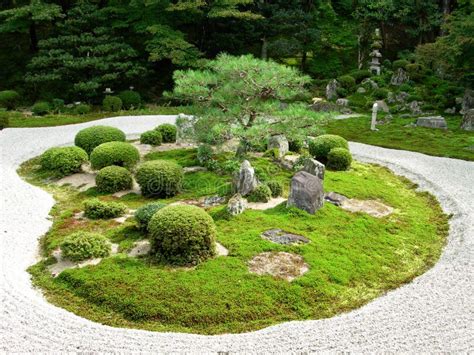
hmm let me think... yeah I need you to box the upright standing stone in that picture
[326,79,339,100]
[371,102,379,131]
[267,135,289,158]
[227,194,247,216]
[235,160,258,196]
[460,109,474,131]
[287,171,324,214]
[409,101,422,115]
[461,89,474,114]
[303,159,325,180]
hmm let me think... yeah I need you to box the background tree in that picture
[168,54,327,152]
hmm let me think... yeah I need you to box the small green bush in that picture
[103,96,123,112]
[393,59,409,70]
[75,126,126,155]
[0,110,9,130]
[373,88,389,100]
[148,205,216,265]
[96,166,133,193]
[247,184,272,203]
[406,63,426,81]
[266,181,283,198]
[308,134,349,162]
[118,90,141,109]
[0,90,20,110]
[197,144,213,165]
[335,87,348,98]
[155,123,177,143]
[140,130,162,146]
[90,141,140,170]
[40,146,88,176]
[75,103,91,115]
[135,160,183,197]
[288,139,304,153]
[263,148,280,159]
[84,198,127,219]
[350,70,371,83]
[61,231,111,262]
[327,148,352,171]
[51,98,65,113]
[134,202,166,231]
[337,75,356,89]
[32,101,50,116]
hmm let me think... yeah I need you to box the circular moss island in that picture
[20,137,448,335]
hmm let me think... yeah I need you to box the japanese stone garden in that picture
[0,1,473,352]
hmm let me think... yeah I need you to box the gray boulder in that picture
[287,171,324,214]
[268,135,289,158]
[235,160,258,196]
[356,87,366,94]
[326,79,339,100]
[336,98,349,107]
[416,116,447,129]
[461,89,474,114]
[302,158,325,180]
[227,194,247,216]
[361,78,378,90]
[444,107,456,114]
[409,101,422,115]
[461,109,474,131]
[390,68,409,86]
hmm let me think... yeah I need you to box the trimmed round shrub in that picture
[336,87,348,98]
[327,148,352,171]
[288,139,304,153]
[90,141,140,170]
[0,110,9,130]
[102,95,123,112]
[32,101,50,116]
[134,202,166,231]
[140,130,162,146]
[135,160,183,197]
[148,205,216,265]
[75,126,126,155]
[248,184,272,203]
[118,90,141,109]
[350,69,371,83]
[95,165,133,193]
[75,103,91,115]
[0,90,20,110]
[308,134,349,162]
[266,181,283,198]
[393,59,409,70]
[337,75,356,89]
[155,123,177,143]
[373,88,389,100]
[84,198,127,219]
[61,231,111,262]
[40,146,88,176]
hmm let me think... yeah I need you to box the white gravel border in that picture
[1,115,473,352]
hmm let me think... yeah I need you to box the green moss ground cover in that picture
[20,148,448,334]
[326,114,474,161]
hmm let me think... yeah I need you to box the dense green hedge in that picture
[155,124,177,143]
[90,141,140,170]
[308,134,349,162]
[327,148,352,171]
[135,160,183,197]
[140,130,162,146]
[61,231,111,262]
[40,146,88,176]
[148,205,216,265]
[96,165,133,193]
[84,198,127,219]
[75,126,126,155]
[134,201,166,231]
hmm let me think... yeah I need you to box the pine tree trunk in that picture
[440,0,451,36]
[261,37,268,60]
[29,23,38,52]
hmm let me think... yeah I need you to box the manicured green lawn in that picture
[21,148,448,334]
[326,114,474,161]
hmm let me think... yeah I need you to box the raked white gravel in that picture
[1,115,473,353]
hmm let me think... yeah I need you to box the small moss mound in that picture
[61,231,111,262]
[135,160,183,197]
[84,198,127,219]
[75,126,126,155]
[118,90,141,109]
[327,147,352,171]
[155,124,177,143]
[32,101,50,116]
[134,202,167,231]
[148,205,216,265]
[308,134,349,162]
[248,184,272,203]
[90,141,140,170]
[102,96,123,112]
[266,181,283,198]
[40,146,88,176]
[95,166,133,193]
[140,130,163,146]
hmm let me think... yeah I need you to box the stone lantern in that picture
[369,29,383,76]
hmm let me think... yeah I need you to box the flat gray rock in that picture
[261,229,309,245]
[416,116,447,129]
